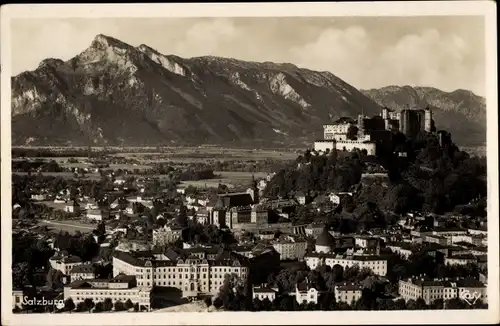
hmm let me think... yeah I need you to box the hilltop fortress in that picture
[314,107,434,156]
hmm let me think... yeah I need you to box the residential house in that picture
[334,283,363,304]
[69,264,95,281]
[295,191,307,205]
[49,253,84,275]
[271,234,307,261]
[64,201,81,214]
[87,209,108,221]
[252,285,278,302]
[294,280,319,305]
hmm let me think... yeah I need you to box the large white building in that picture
[398,277,487,305]
[314,140,377,156]
[63,275,153,311]
[112,247,250,298]
[49,253,84,275]
[304,228,387,276]
[69,263,95,281]
[271,235,307,261]
[334,283,363,304]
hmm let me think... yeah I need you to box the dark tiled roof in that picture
[253,286,277,294]
[215,193,254,208]
[316,227,335,247]
[457,278,486,288]
[336,283,363,291]
[69,264,94,274]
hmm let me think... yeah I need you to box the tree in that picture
[445,298,469,309]
[76,302,85,312]
[125,299,134,310]
[332,264,344,282]
[83,298,94,312]
[114,300,126,311]
[133,303,139,312]
[12,262,31,289]
[96,221,106,237]
[213,297,223,309]
[204,297,212,307]
[94,302,104,312]
[252,298,262,311]
[103,298,113,311]
[430,298,444,309]
[176,204,188,227]
[415,297,428,309]
[64,298,75,312]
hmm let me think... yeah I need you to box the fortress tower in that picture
[357,114,365,135]
[382,107,389,119]
[424,108,433,132]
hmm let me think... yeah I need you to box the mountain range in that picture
[11,34,486,147]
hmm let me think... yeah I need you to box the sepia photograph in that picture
[1,2,498,325]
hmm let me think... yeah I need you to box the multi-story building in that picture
[152,225,183,246]
[69,264,95,281]
[334,283,363,304]
[354,236,380,249]
[305,228,387,275]
[424,235,451,246]
[252,285,278,302]
[387,243,413,259]
[271,235,307,261]
[305,223,325,238]
[112,247,250,298]
[250,205,269,224]
[294,281,319,305]
[399,277,487,305]
[314,107,434,155]
[63,275,152,311]
[305,253,388,276]
[225,206,252,228]
[49,253,84,275]
[445,254,478,266]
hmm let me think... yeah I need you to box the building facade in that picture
[398,277,487,305]
[63,275,152,311]
[152,226,183,246]
[112,248,250,298]
[334,283,363,304]
[271,235,307,260]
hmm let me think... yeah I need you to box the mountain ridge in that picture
[11,34,486,147]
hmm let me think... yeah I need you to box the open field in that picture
[180,171,268,189]
[13,146,299,162]
[38,219,96,234]
[14,169,269,189]
[13,172,102,180]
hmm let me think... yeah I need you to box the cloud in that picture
[10,18,485,96]
[11,19,121,75]
[173,19,240,57]
[288,26,485,95]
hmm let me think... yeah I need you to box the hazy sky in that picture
[11,16,485,95]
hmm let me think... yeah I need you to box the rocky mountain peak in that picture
[10,34,485,147]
